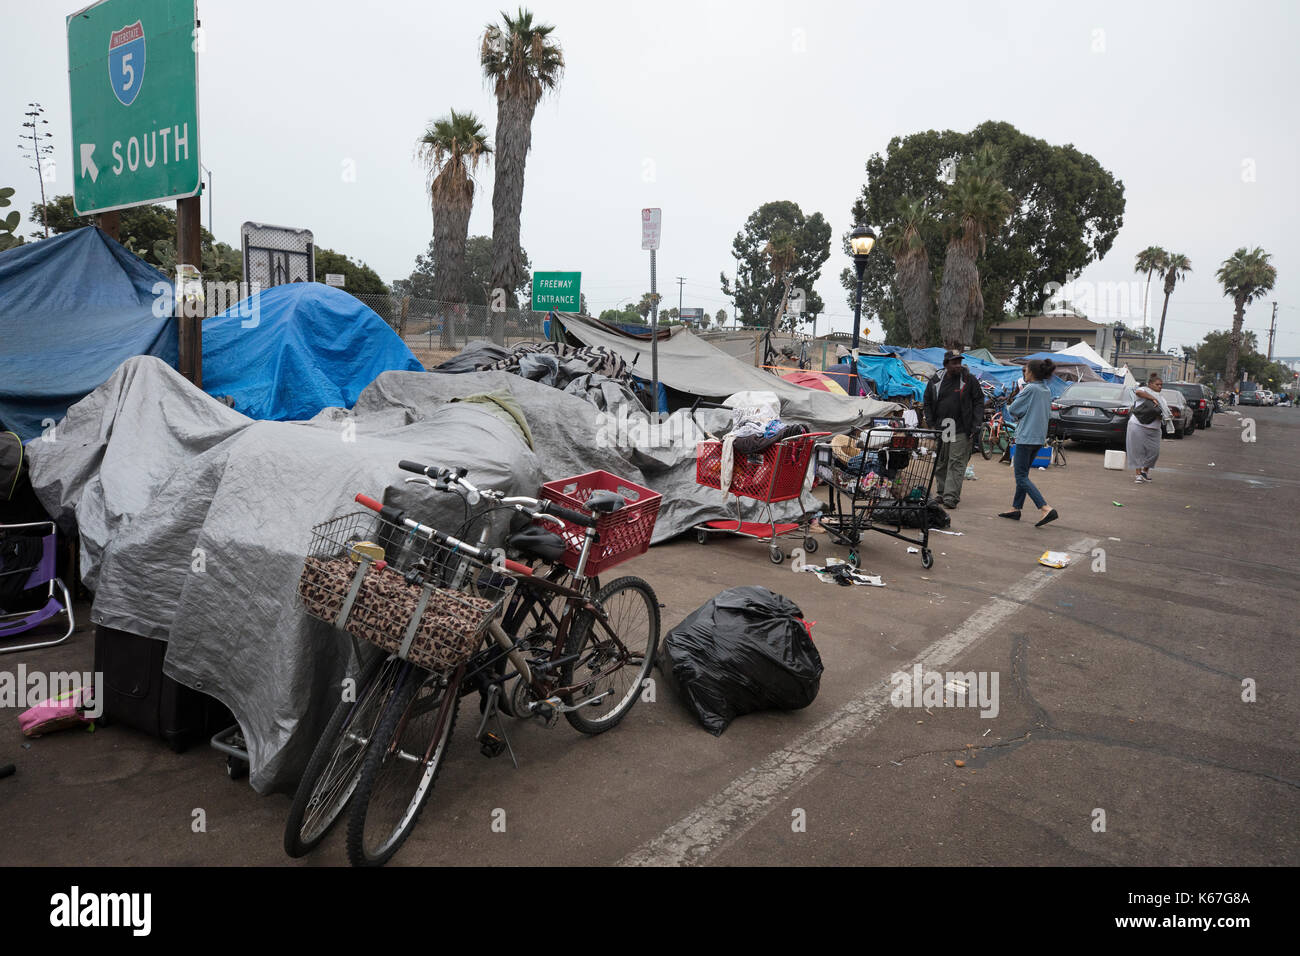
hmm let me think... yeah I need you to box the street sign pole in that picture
[650,248,659,421]
[176,194,201,386]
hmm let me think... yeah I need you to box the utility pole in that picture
[676,276,685,324]
[1267,302,1278,361]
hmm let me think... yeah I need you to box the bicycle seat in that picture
[585,490,626,514]
[508,526,566,562]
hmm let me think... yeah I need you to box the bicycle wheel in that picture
[978,424,993,460]
[561,576,660,735]
[345,663,460,867]
[283,652,398,858]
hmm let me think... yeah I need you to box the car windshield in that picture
[1061,384,1126,401]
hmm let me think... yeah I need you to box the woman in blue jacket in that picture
[999,359,1059,527]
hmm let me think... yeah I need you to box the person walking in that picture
[1127,372,1173,483]
[923,350,984,510]
[998,358,1059,526]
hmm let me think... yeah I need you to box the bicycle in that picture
[284,462,660,866]
[978,408,1015,460]
[1048,432,1067,466]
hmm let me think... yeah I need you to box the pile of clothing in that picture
[717,395,809,496]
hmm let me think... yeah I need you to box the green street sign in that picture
[67,0,200,215]
[531,271,581,312]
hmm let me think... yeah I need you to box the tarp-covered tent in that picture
[555,314,898,427]
[964,347,1007,365]
[0,227,177,440]
[203,283,424,420]
[877,345,1022,395]
[1056,341,1132,384]
[1013,350,1104,383]
[28,356,819,791]
[779,370,846,395]
[855,354,926,401]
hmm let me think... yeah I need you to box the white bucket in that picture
[1104,449,1127,470]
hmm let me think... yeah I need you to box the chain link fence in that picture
[351,294,551,358]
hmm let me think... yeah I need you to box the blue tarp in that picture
[877,345,1022,396]
[856,354,926,401]
[1015,351,1093,366]
[204,283,424,421]
[0,228,177,441]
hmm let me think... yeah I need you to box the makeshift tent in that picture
[1013,350,1103,383]
[779,370,847,395]
[877,345,1021,395]
[1056,341,1132,385]
[203,283,424,421]
[555,314,898,427]
[855,354,926,401]
[0,227,177,441]
[964,347,1007,365]
[28,356,820,791]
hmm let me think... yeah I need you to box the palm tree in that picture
[937,147,1014,349]
[1134,245,1168,331]
[1216,247,1277,386]
[481,8,563,308]
[1154,253,1190,353]
[416,110,492,309]
[764,233,797,331]
[882,197,934,346]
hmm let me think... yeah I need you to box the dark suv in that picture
[1167,382,1214,429]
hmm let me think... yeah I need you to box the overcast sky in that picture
[4,0,1297,355]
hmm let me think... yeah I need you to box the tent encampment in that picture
[554,314,898,427]
[204,283,424,420]
[0,227,177,440]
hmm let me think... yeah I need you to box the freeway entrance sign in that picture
[67,0,200,215]
[531,271,581,312]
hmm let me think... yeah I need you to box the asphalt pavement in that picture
[2,406,1296,866]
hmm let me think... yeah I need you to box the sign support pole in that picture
[99,210,119,242]
[650,248,659,420]
[176,194,203,387]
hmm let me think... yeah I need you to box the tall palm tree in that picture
[481,8,564,308]
[1216,247,1277,386]
[764,233,797,331]
[1134,245,1168,331]
[937,147,1014,349]
[882,197,934,346]
[416,110,492,307]
[1154,253,1190,353]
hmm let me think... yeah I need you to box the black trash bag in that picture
[661,586,823,735]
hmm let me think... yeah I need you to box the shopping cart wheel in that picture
[803,537,818,554]
[769,547,784,565]
[226,755,248,781]
[847,550,859,569]
[921,549,934,570]
[696,529,709,545]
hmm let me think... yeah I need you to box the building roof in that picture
[988,315,1111,333]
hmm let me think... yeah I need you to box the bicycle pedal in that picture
[479,732,507,759]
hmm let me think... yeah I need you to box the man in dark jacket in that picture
[923,350,985,509]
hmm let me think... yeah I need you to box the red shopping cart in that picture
[693,430,829,564]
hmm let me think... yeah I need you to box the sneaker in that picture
[1135,475,1149,483]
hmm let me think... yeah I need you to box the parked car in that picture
[1167,381,1214,429]
[1049,382,1134,447]
[1161,388,1192,438]
[1239,385,1267,406]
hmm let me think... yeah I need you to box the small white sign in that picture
[641,207,662,250]
[325,273,346,288]
[1051,340,1068,351]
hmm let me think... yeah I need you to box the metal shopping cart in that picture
[817,425,941,569]
[693,430,829,564]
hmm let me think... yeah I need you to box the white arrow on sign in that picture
[80,143,99,183]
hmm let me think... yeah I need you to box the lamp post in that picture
[848,224,877,397]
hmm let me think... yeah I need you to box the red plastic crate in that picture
[539,470,662,575]
[696,433,826,503]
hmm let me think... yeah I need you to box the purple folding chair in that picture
[0,521,75,654]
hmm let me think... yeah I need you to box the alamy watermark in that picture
[1,664,102,719]
[890,664,999,718]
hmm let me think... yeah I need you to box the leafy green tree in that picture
[393,234,530,304]
[481,8,563,308]
[1155,253,1191,352]
[417,110,491,305]
[714,308,727,328]
[314,247,388,294]
[720,200,830,332]
[599,306,645,325]
[1133,246,1168,330]
[28,194,241,281]
[1216,247,1276,387]
[844,120,1125,345]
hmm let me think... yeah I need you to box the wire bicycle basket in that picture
[297,509,513,674]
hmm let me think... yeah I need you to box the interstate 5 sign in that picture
[67,0,200,215]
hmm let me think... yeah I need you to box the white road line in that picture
[620,535,1099,867]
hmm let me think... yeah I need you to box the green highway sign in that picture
[531,271,581,312]
[67,0,200,215]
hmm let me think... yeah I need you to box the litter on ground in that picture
[1039,551,1072,568]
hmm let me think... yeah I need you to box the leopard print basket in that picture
[298,555,498,672]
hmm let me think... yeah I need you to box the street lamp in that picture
[848,224,877,397]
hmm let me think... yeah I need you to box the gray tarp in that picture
[555,314,899,427]
[28,357,819,792]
